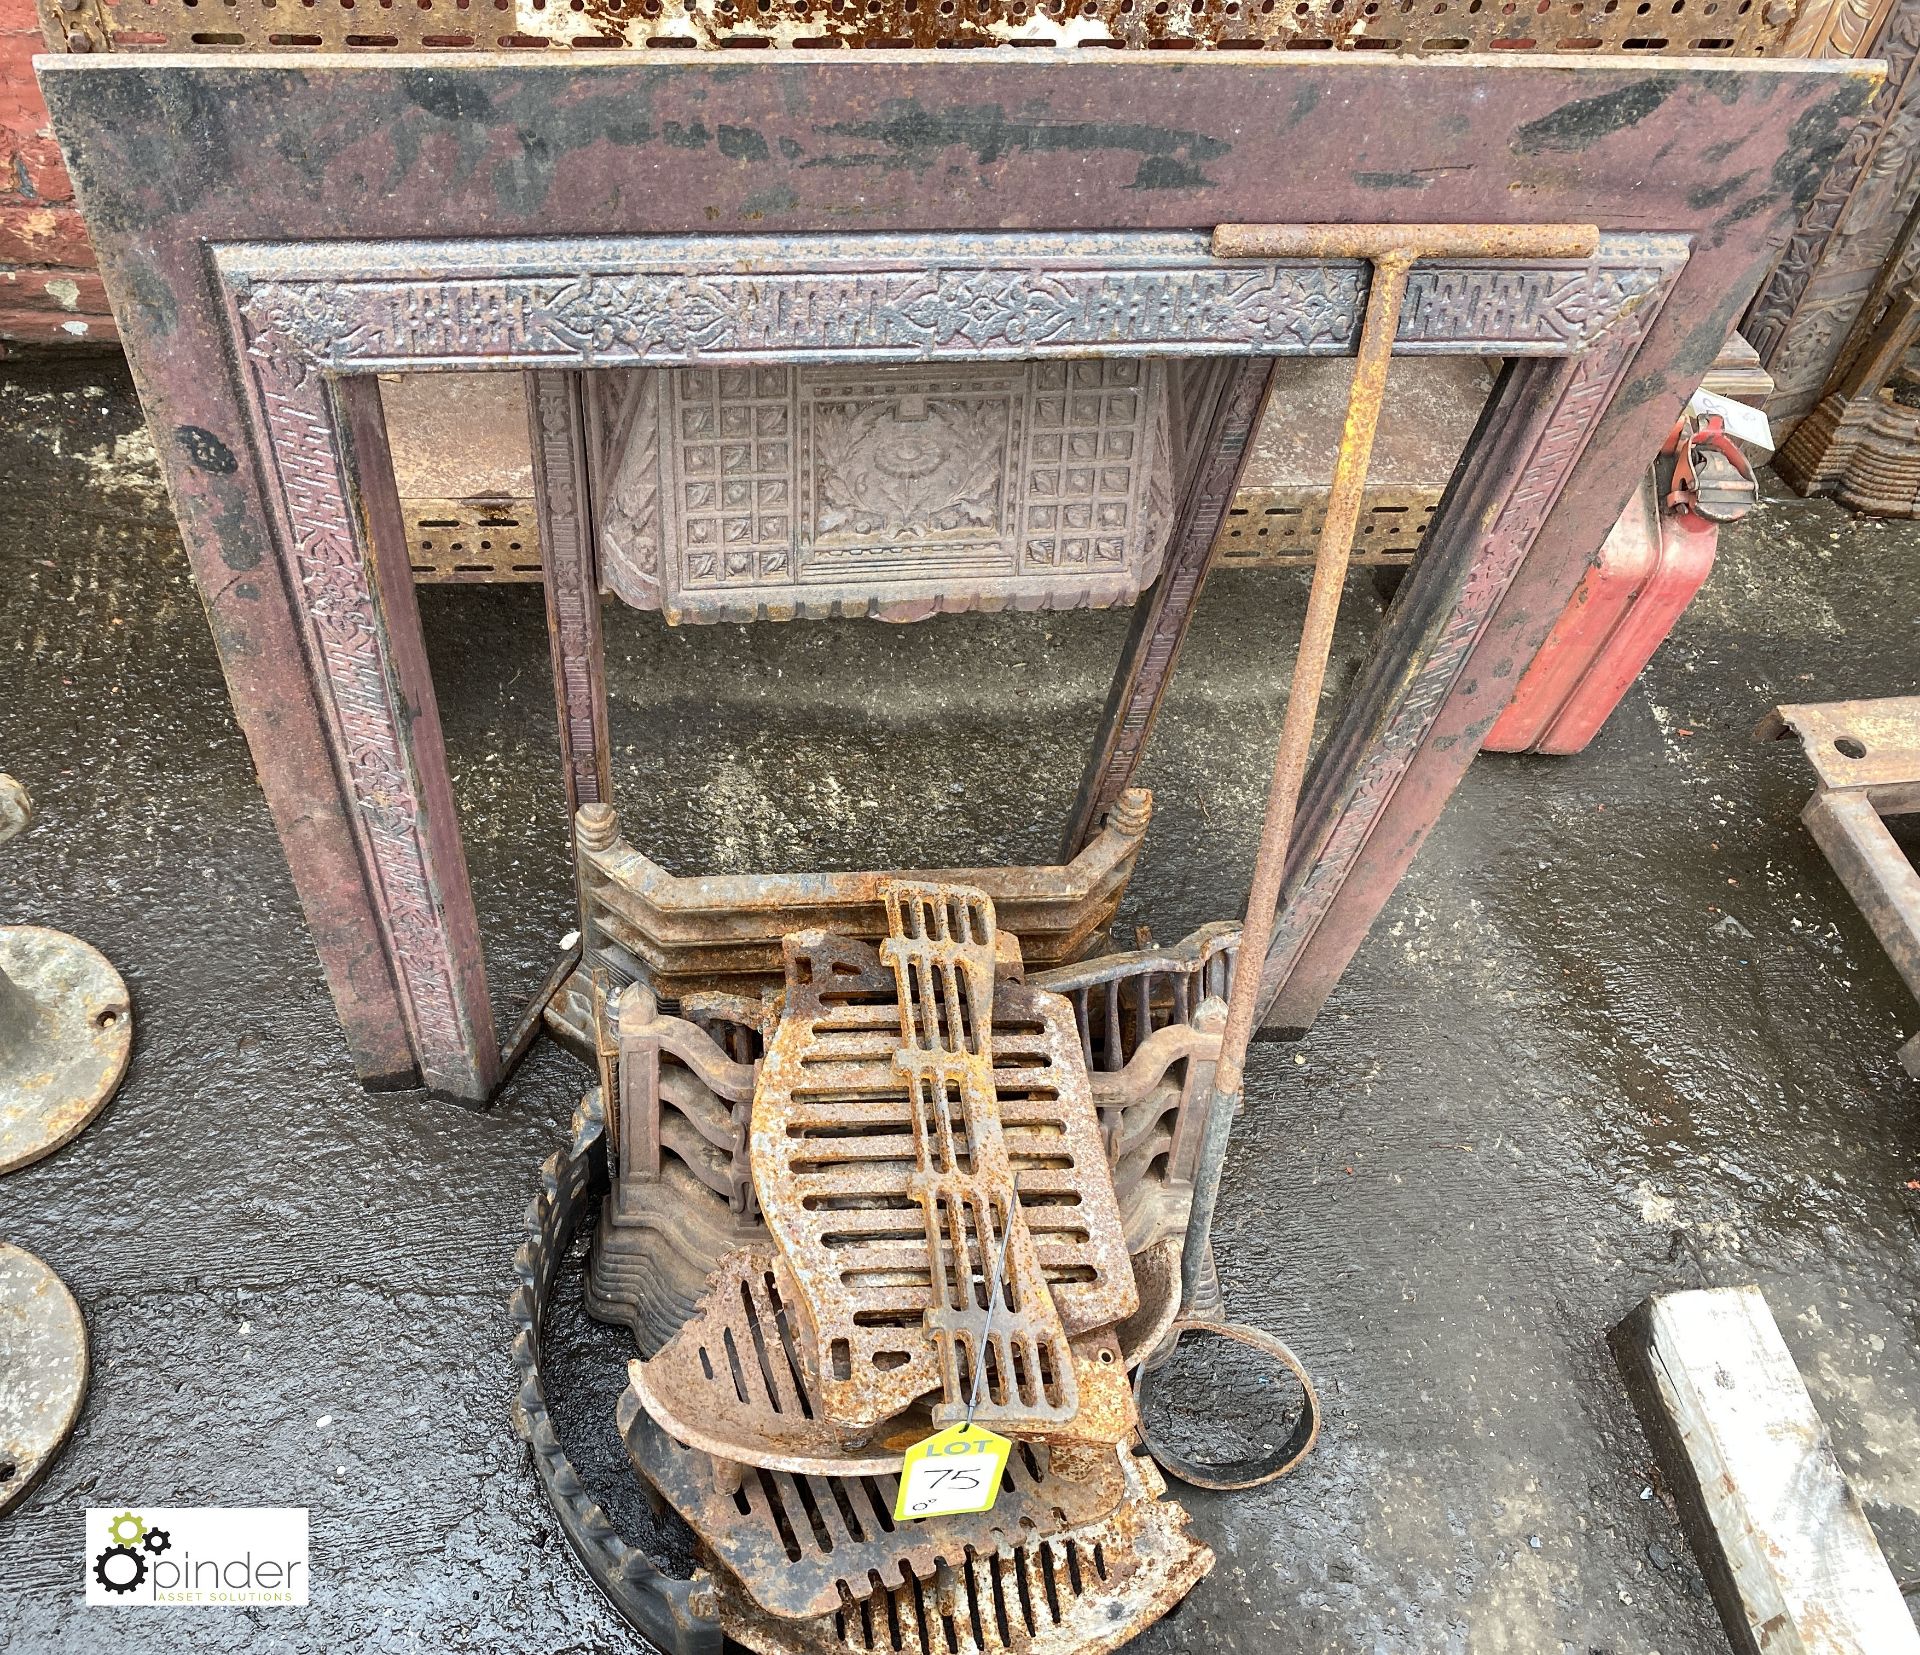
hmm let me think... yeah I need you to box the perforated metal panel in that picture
[43,0,1793,54]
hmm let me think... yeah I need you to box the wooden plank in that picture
[1611,1287,1920,1655]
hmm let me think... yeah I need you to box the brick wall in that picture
[1,0,114,351]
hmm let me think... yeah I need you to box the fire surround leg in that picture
[1063,357,1276,858]
[527,368,613,820]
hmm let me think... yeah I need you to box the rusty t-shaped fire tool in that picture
[1141,224,1601,1488]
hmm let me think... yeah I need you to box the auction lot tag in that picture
[893,1424,1012,1521]
[1687,389,1775,453]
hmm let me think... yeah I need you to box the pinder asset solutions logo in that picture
[85,1508,309,1606]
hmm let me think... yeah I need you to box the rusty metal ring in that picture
[1135,1318,1321,1491]
[507,1095,722,1655]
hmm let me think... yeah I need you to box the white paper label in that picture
[1687,389,1774,452]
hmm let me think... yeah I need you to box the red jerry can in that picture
[1484,475,1718,756]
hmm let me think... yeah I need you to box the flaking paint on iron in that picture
[1510,78,1679,155]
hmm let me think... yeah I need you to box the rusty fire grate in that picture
[614,879,1213,1651]
[563,790,1155,1013]
[705,1452,1210,1655]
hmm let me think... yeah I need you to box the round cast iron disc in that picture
[0,925,132,1177]
[0,1243,89,1517]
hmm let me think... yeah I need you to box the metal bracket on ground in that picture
[1757,696,1920,1077]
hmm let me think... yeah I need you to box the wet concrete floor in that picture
[1,354,1917,1653]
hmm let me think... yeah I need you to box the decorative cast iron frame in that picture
[228,228,1682,1095]
[39,55,1876,1102]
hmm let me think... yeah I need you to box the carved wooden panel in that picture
[598,360,1173,622]
[1748,0,1920,424]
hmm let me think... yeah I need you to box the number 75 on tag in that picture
[893,1424,1013,1521]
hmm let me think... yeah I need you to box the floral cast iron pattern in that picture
[229,235,1666,373]
[598,360,1175,622]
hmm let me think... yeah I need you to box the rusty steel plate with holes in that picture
[620,1383,1131,1623]
[707,1451,1212,1655]
[379,371,544,582]
[575,791,1153,1006]
[401,499,542,582]
[749,907,1135,1434]
[1211,354,1494,569]
[35,0,1795,55]
[1758,694,1920,794]
[1214,487,1440,567]
[598,361,1175,624]
[0,1244,89,1518]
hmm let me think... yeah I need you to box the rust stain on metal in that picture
[1210,242,1411,1103]
[1757,693,1920,796]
